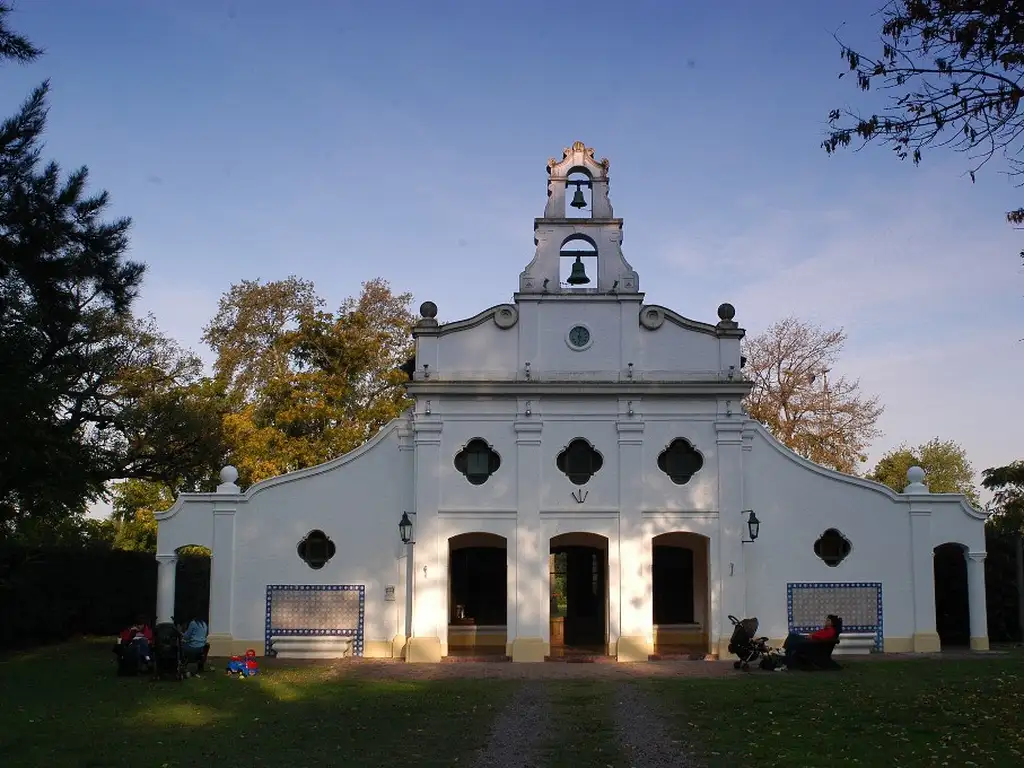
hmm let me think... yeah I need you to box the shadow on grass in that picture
[642,655,1024,768]
[0,640,513,768]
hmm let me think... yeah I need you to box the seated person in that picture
[179,616,210,672]
[778,614,839,670]
[114,615,154,670]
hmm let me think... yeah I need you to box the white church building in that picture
[155,142,990,663]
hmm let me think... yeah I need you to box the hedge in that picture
[0,545,210,651]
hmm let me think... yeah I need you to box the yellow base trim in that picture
[406,636,443,663]
[208,635,261,657]
[881,636,913,653]
[911,632,941,653]
[363,640,393,658]
[510,637,548,663]
[616,635,653,662]
[970,636,990,651]
[391,635,407,659]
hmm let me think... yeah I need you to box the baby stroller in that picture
[151,622,186,681]
[727,615,780,671]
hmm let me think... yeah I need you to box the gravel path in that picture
[471,682,551,768]
[613,682,702,768]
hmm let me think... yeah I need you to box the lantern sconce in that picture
[398,511,415,545]
[525,400,532,417]
[742,510,760,543]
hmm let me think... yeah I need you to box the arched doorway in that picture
[651,533,710,655]
[549,532,608,656]
[447,533,507,657]
[934,542,970,647]
[173,545,211,627]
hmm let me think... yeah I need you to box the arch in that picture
[652,532,711,655]
[559,235,598,289]
[934,541,970,647]
[565,169,593,219]
[447,532,507,657]
[549,532,609,655]
[173,544,211,627]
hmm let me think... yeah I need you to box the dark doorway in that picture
[934,542,970,647]
[653,545,694,625]
[549,545,606,651]
[448,534,507,657]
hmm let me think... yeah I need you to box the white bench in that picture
[269,635,353,659]
[832,632,877,655]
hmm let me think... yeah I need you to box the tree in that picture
[869,437,979,504]
[203,276,415,485]
[983,460,1024,534]
[107,478,173,552]
[0,9,225,537]
[824,1,1024,227]
[743,316,884,474]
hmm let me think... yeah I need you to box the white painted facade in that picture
[155,142,989,662]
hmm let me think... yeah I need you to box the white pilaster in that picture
[714,419,746,657]
[967,551,990,650]
[908,506,940,651]
[616,413,649,661]
[407,415,444,662]
[209,503,236,636]
[156,553,178,624]
[512,415,545,662]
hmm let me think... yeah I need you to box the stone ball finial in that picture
[419,301,438,320]
[220,465,239,485]
[907,466,926,485]
[717,302,736,322]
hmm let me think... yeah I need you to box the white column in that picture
[407,415,443,662]
[616,414,649,661]
[511,414,545,662]
[156,554,178,624]
[967,551,990,651]
[715,419,746,657]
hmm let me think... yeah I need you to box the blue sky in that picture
[3,0,1021,505]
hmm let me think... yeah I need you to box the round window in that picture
[567,324,592,350]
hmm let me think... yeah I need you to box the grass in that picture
[0,640,511,767]
[4,642,1023,767]
[646,652,1024,767]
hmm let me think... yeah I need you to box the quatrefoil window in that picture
[556,438,604,486]
[297,529,336,570]
[454,438,501,485]
[814,529,852,567]
[657,438,704,485]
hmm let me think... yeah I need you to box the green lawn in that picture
[0,641,511,767]
[3,642,1022,767]
[646,651,1024,767]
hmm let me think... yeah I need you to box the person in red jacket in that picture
[778,615,839,670]
[117,615,154,665]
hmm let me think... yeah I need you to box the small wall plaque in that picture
[384,585,396,602]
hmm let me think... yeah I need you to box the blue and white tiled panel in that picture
[264,585,365,657]
[787,582,882,651]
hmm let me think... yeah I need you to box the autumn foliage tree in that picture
[203,276,415,485]
[743,317,884,474]
[825,0,1024,229]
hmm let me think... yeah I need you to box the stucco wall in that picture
[231,422,413,647]
[742,428,914,640]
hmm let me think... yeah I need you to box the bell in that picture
[569,184,587,209]
[566,255,590,285]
